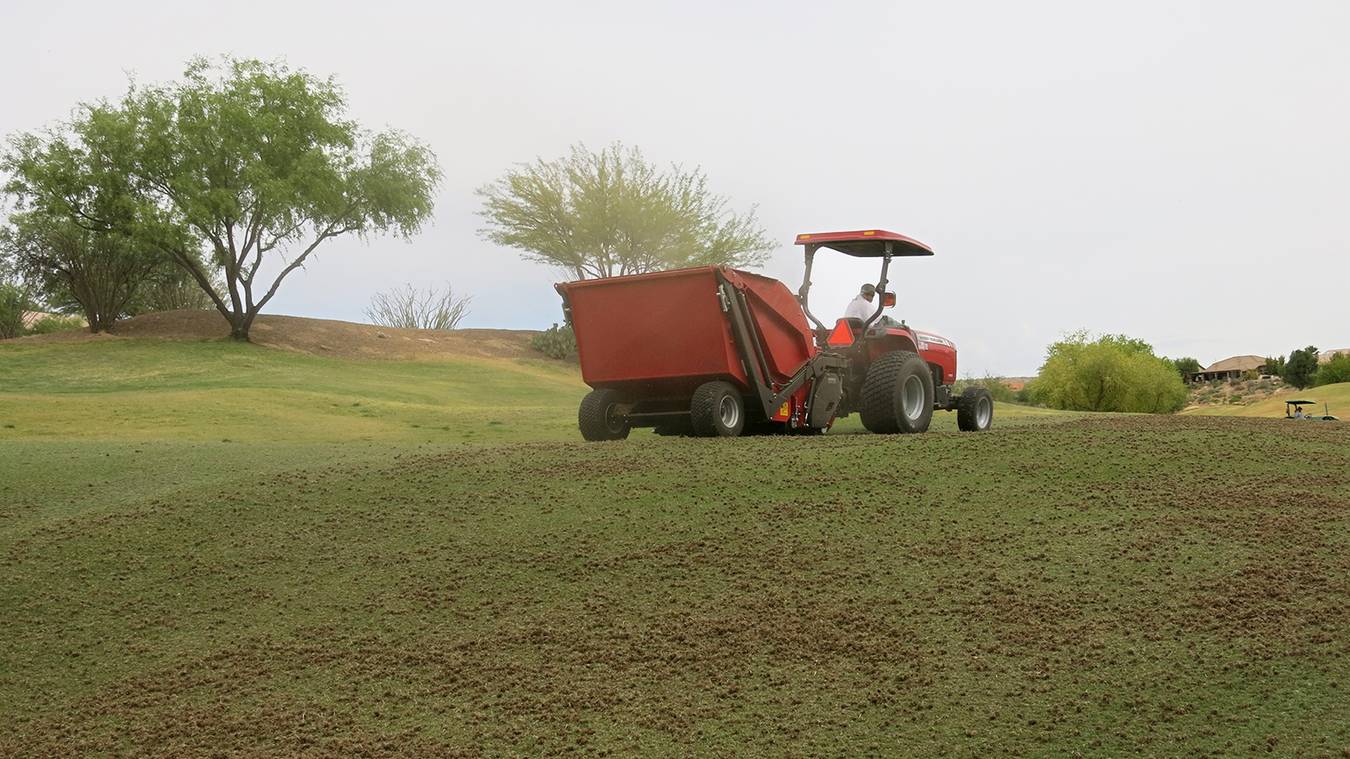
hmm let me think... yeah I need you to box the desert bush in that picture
[365,283,471,330]
[1027,331,1188,413]
[0,282,27,339]
[532,323,577,361]
[27,314,85,334]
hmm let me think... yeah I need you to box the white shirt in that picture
[845,294,876,321]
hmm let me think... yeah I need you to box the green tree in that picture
[3,116,177,331]
[1027,330,1188,413]
[1282,346,1319,389]
[1315,353,1350,386]
[0,211,165,332]
[1265,355,1286,377]
[478,142,774,279]
[6,57,441,341]
[1170,356,1201,380]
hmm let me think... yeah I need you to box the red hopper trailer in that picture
[556,229,993,440]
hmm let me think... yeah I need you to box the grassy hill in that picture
[0,338,587,443]
[1183,381,1350,419]
[2,330,1347,756]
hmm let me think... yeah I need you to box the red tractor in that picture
[557,229,993,440]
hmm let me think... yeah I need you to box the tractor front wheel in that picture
[690,381,746,437]
[957,387,994,432]
[578,388,630,441]
[860,351,934,434]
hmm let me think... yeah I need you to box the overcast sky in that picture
[3,0,1347,374]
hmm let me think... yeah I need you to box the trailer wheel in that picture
[690,381,746,437]
[578,389,630,441]
[860,351,934,434]
[957,387,994,432]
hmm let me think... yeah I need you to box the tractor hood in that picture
[912,330,955,351]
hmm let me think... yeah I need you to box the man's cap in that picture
[860,283,876,295]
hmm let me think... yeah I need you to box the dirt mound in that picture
[15,310,545,361]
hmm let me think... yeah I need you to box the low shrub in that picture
[1029,331,1188,413]
[27,314,86,334]
[532,323,577,361]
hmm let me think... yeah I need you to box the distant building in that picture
[1189,355,1268,383]
[1320,348,1350,364]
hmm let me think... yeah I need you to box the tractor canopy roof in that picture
[794,229,933,257]
[1286,400,1317,405]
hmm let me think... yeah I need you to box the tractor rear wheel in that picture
[860,351,934,434]
[957,387,994,432]
[578,389,630,441]
[690,381,746,437]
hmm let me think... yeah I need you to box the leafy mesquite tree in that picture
[1028,331,1188,413]
[1283,346,1320,389]
[0,213,164,332]
[1315,353,1350,386]
[6,57,441,341]
[1265,355,1287,378]
[3,123,177,332]
[477,142,774,279]
[1170,356,1201,380]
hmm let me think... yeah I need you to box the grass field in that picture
[1183,380,1350,420]
[2,337,1348,756]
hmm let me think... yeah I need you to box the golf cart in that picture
[1284,400,1339,421]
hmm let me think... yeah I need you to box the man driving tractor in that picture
[844,283,876,321]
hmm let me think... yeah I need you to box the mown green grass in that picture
[2,338,1347,756]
